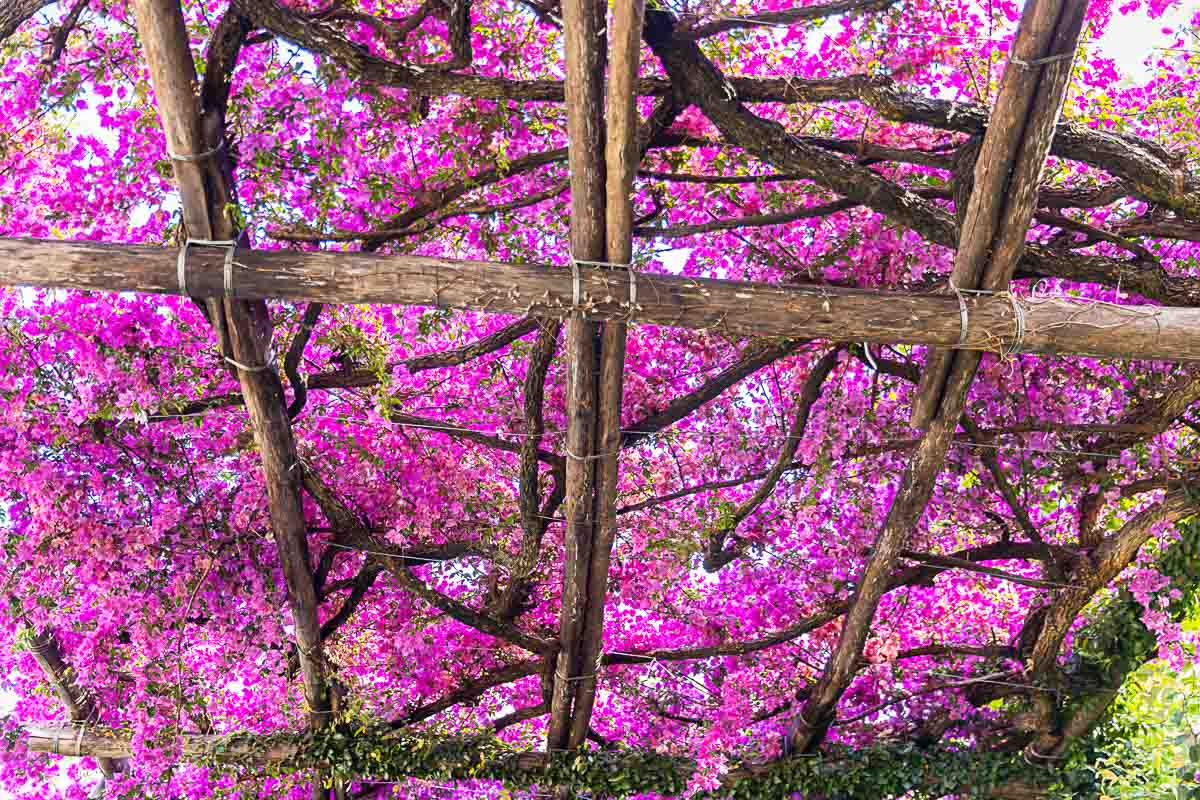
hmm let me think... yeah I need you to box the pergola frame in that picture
[2,0,1199,797]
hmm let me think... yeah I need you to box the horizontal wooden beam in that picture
[1,237,1195,362]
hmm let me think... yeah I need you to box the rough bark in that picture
[130,0,330,734]
[0,0,52,44]
[545,0,607,753]
[787,0,1088,752]
[911,0,1087,429]
[566,0,644,747]
[5,238,1200,360]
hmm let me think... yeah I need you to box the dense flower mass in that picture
[0,0,1199,797]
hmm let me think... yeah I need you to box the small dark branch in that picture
[404,317,541,373]
[40,0,88,66]
[604,610,843,664]
[622,339,806,448]
[302,469,553,655]
[517,0,561,27]
[1115,214,1200,242]
[1038,180,1128,209]
[388,563,557,655]
[313,544,340,599]
[898,550,1061,590]
[648,697,706,725]
[639,170,809,185]
[326,539,485,571]
[389,660,542,728]
[704,348,841,571]
[151,392,244,420]
[618,472,777,515]
[635,200,857,239]
[495,321,561,620]
[319,563,382,642]
[383,410,564,468]
[799,135,954,169]
[272,147,568,244]
[285,303,324,420]
[633,188,666,227]
[436,180,568,223]
[958,417,1054,564]
[1036,209,1157,263]
[837,671,1011,726]
[493,703,548,730]
[678,0,899,40]
[199,11,253,123]
[890,644,1018,661]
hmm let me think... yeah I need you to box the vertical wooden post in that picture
[566,0,646,750]
[909,0,1082,429]
[546,0,607,753]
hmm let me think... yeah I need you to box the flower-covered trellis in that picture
[0,0,1198,797]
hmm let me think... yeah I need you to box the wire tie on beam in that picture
[73,724,85,757]
[166,139,226,162]
[571,259,637,317]
[948,281,969,348]
[1010,51,1073,69]
[1004,293,1026,357]
[570,258,581,311]
[225,356,272,373]
[51,727,61,756]
[177,239,237,297]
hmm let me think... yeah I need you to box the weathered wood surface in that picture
[546,0,608,753]
[130,0,331,735]
[910,0,1089,428]
[2,237,1198,361]
[566,0,646,750]
[787,0,1092,754]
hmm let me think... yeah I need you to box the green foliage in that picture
[200,720,1045,799]
[1066,517,1200,799]
[1088,665,1200,799]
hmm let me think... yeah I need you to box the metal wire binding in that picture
[166,139,226,163]
[948,281,970,347]
[571,258,637,316]
[1010,51,1073,69]
[177,239,237,297]
[1004,293,1027,356]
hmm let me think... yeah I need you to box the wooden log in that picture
[129,0,331,738]
[908,0,1073,428]
[545,0,607,753]
[788,0,1091,754]
[566,0,646,749]
[1,238,1199,362]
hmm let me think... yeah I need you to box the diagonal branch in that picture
[25,627,118,777]
[703,347,842,571]
[678,0,899,40]
[302,469,554,655]
[622,339,807,448]
[493,320,561,620]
